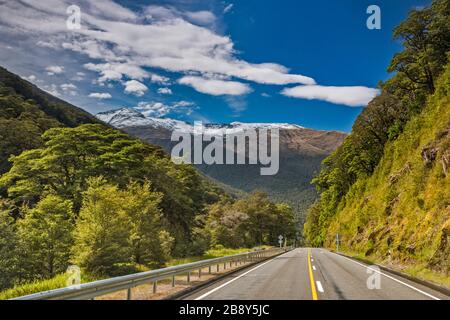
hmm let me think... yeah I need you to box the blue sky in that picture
[0,0,430,132]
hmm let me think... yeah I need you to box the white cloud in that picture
[281,85,380,107]
[145,6,216,25]
[184,11,216,25]
[45,65,64,75]
[173,100,194,107]
[124,80,148,96]
[43,84,61,97]
[178,76,251,96]
[158,87,172,95]
[60,83,77,95]
[224,4,234,13]
[0,1,315,94]
[1,0,384,103]
[136,102,170,117]
[72,72,85,81]
[23,75,37,82]
[136,100,195,117]
[89,92,112,99]
[60,83,77,91]
[83,62,150,82]
[37,40,59,49]
[150,74,171,85]
[225,96,247,113]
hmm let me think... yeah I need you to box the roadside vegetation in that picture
[304,0,450,284]
[0,82,296,294]
[0,245,268,300]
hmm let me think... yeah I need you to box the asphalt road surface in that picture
[182,248,449,300]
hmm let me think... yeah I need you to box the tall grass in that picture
[0,274,69,300]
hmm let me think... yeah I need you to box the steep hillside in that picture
[96,108,346,227]
[304,0,449,285]
[324,67,449,283]
[0,66,100,173]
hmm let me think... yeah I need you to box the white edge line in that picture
[194,253,284,300]
[316,281,324,293]
[334,252,440,300]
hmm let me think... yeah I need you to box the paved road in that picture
[182,248,449,300]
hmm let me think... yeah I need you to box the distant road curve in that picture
[181,248,449,300]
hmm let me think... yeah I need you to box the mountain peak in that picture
[95,108,305,133]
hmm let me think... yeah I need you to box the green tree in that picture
[0,205,20,290]
[206,192,296,248]
[0,124,222,255]
[16,195,74,280]
[388,0,449,94]
[124,181,173,267]
[71,178,131,276]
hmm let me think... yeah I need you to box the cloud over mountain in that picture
[281,85,380,107]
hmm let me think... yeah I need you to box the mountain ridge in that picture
[95,107,347,228]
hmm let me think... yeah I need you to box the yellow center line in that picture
[307,248,318,300]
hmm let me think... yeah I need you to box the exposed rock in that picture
[385,195,400,215]
[388,162,412,185]
[421,145,439,165]
[442,151,449,177]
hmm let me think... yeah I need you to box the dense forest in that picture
[0,69,296,291]
[0,66,100,174]
[305,0,449,281]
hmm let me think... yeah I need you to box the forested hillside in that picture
[304,0,449,283]
[97,109,346,231]
[0,66,100,174]
[0,68,296,293]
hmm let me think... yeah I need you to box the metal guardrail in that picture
[13,246,292,300]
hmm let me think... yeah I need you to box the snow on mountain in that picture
[96,108,303,134]
[96,108,192,131]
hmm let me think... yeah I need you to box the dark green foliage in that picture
[16,195,74,281]
[388,0,450,94]
[72,178,173,276]
[0,206,19,290]
[0,124,221,248]
[0,66,100,174]
[206,192,296,248]
[0,64,298,291]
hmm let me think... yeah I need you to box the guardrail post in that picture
[216,264,219,272]
[127,288,132,300]
[187,272,191,283]
[172,276,176,287]
[208,266,212,274]
[153,281,157,294]
[198,268,202,279]
[224,262,226,270]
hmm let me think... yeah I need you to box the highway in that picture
[182,248,449,300]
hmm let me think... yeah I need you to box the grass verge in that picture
[0,246,260,300]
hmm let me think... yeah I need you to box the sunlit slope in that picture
[326,66,449,278]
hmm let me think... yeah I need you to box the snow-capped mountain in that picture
[96,108,303,134]
[96,108,192,132]
[95,107,346,225]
